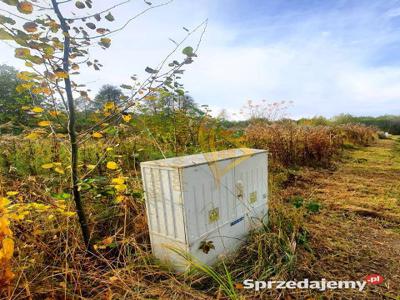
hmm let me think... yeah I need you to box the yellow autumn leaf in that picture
[104,102,115,110]
[102,236,113,245]
[17,1,33,14]
[111,177,125,185]
[32,107,44,113]
[25,132,39,140]
[115,195,125,203]
[122,114,132,122]
[6,191,18,196]
[0,217,12,236]
[38,120,51,127]
[106,147,113,151]
[41,163,54,169]
[114,184,127,192]
[17,71,34,81]
[32,87,44,95]
[106,161,118,170]
[0,197,10,207]
[55,70,69,79]
[3,267,14,281]
[62,211,76,217]
[86,164,96,170]
[1,238,14,260]
[49,110,60,117]
[54,167,65,174]
[92,132,103,138]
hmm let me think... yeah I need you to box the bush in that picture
[246,122,376,168]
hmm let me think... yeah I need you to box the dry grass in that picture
[1,132,398,300]
[246,122,376,168]
[278,136,400,299]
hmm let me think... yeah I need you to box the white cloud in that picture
[0,0,399,119]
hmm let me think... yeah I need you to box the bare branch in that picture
[74,0,173,40]
[66,0,131,21]
[0,8,33,22]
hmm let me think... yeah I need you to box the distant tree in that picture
[92,84,123,111]
[141,90,199,115]
[331,113,355,124]
[298,115,329,126]
[0,64,35,131]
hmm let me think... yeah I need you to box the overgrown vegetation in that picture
[246,122,376,168]
[0,1,398,299]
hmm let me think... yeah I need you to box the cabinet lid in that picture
[141,148,267,168]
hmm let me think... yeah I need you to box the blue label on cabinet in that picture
[230,216,244,226]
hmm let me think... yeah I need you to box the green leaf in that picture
[43,45,55,56]
[51,193,71,200]
[98,37,111,48]
[145,66,158,74]
[75,1,85,9]
[28,55,44,64]
[15,47,31,59]
[86,22,96,30]
[0,28,13,40]
[85,0,92,8]
[1,0,18,6]
[105,12,115,22]
[182,46,196,57]
[0,15,16,25]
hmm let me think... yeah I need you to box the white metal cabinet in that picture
[141,148,268,271]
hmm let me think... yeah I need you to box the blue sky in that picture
[1,0,400,119]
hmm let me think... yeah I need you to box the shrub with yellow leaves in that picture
[0,197,15,285]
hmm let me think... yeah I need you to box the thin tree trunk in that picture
[52,0,92,251]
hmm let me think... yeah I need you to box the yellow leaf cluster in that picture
[38,120,51,127]
[0,196,15,284]
[92,132,103,138]
[0,238,14,260]
[54,167,65,174]
[111,177,125,185]
[32,87,51,95]
[41,162,64,174]
[122,114,132,122]
[114,184,127,192]
[106,161,118,170]
[49,110,60,117]
[25,132,40,140]
[115,195,126,203]
[104,102,115,111]
[6,192,18,197]
[41,163,54,169]
[55,70,69,79]
[31,107,44,113]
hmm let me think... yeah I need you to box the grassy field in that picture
[1,131,399,299]
[278,136,400,299]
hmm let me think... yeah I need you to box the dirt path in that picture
[284,137,400,299]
